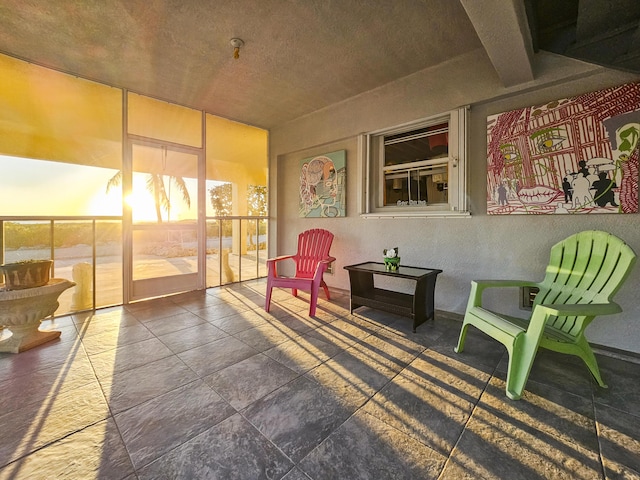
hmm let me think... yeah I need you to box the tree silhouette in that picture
[208,183,267,243]
[208,183,233,217]
[208,183,267,217]
[248,185,267,216]
[106,171,191,223]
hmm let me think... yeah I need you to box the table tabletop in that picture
[344,261,442,280]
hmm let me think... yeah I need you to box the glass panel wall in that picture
[95,220,123,308]
[131,144,199,282]
[0,52,268,313]
[242,217,268,280]
[220,218,239,286]
[1,218,123,314]
[51,220,123,311]
[126,93,204,301]
[206,115,268,287]
[0,155,122,217]
[205,219,223,288]
[0,53,124,314]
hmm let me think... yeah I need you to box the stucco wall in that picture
[269,49,640,353]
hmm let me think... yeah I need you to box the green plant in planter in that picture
[0,259,53,290]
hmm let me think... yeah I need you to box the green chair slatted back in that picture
[535,231,637,337]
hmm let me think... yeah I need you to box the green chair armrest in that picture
[468,279,539,309]
[472,279,539,289]
[534,302,622,317]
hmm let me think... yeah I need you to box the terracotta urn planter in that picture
[0,259,53,291]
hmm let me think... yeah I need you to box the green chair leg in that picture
[505,355,529,400]
[504,336,539,400]
[576,336,607,388]
[454,321,469,353]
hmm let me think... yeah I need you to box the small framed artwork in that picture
[299,150,346,217]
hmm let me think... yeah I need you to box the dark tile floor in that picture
[1,280,639,479]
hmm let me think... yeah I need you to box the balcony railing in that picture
[205,216,268,288]
[1,215,267,316]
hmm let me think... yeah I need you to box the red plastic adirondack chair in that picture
[265,229,335,316]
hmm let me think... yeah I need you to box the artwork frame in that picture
[487,82,639,215]
[299,150,346,218]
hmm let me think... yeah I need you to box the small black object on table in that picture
[343,262,442,332]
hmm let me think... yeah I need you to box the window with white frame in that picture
[360,107,469,217]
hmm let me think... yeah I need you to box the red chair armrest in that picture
[266,254,295,265]
[312,256,336,281]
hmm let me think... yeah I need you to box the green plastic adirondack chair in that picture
[455,230,637,400]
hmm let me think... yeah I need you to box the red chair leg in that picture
[321,282,330,300]
[265,282,273,312]
[309,285,319,316]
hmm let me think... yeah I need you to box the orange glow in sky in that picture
[0,155,197,221]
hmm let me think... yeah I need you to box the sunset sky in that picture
[0,155,201,221]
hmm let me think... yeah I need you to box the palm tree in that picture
[107,170,191,223]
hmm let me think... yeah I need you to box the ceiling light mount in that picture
[230,38,244,59]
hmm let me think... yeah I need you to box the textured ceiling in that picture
[0,0,534,129]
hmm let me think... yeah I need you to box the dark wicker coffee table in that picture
[344,262,442,332]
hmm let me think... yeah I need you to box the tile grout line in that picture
[436,351,506,480]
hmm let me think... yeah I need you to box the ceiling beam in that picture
[460,0,535,86]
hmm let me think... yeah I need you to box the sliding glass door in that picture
[125,139,204,302]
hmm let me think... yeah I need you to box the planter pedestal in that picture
[0,279,75,353]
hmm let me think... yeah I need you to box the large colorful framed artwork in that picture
[487,82,639,215]
[299,150,346,218]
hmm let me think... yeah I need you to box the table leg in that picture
[412,275,438,332]
[348,270,374,313]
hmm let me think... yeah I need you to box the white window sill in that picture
[360,211,471,219]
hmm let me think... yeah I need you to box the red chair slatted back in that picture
[294,229,334,279]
